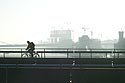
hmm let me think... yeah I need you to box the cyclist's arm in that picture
[26,45,29,50]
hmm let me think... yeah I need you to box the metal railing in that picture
[0,48,125,58]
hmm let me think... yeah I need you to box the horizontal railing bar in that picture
[1,64,125,68]
[0,47,125,50]
[0,50,125,53]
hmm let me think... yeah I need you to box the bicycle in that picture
[21,51,40,58]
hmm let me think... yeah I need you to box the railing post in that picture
[21,49,22,58]
[67,49,69,58]
[90,49,92,58]
[41,52,43,58]
[118,53,119,58]
[114,49,115,58]
[79,53,81,58]
[44,49,45,58]
[3,53,5,58]
[106,53,107,58]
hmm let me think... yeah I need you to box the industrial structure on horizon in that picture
[0,29,124,49]
[48,29,121,49]
[114,31,125,49]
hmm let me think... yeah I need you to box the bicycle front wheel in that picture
[21,53,29,58]
[33,53,40,58]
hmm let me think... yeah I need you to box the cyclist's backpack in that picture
[31,42,35,48]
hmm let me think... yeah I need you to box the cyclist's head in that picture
[27,41,30,44]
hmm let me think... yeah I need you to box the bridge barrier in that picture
[0,49,125,58]
[1,58,125,83]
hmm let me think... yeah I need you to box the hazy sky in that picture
[0,0,125,44]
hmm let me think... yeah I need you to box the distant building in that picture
[114,31,125,49]
[101,39,118,49]
[50,30,74,47]
[76,35,90,48]
[90,39,101,49]
[76,35,101,49]
[50,30,72,43]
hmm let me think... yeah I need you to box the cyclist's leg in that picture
[29,49,34,58]
[27,49,31,58]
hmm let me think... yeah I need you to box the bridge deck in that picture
[1,58,125,68]
[1,50,125,83]
[1,58,125,83]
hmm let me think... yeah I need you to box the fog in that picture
[0,0,125,44]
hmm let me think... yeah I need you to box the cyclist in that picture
[25,41,35,58]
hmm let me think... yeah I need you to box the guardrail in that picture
[0,49,125,58]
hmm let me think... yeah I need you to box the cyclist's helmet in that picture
[27,41,30,43]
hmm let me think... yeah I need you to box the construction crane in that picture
[82,25,94,39]
[82,25,89,35]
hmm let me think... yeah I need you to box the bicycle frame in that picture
[21,51,40,58]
